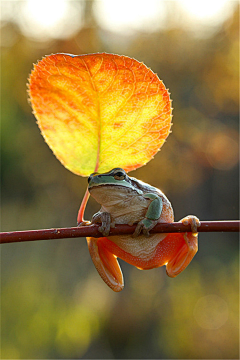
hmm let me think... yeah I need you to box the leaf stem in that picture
[77,187,90,224]
[0,221,239,244]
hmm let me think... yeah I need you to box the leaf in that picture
[29,53,172,176]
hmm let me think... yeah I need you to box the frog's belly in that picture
[107,233,167,262]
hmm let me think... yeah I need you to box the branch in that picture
[0,221,239,244]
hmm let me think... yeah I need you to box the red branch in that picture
[0,221,239,244]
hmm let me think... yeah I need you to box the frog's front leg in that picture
[134,193,163,237]
[166,215,201,277]
[91,211,115,236]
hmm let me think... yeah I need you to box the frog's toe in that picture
[77,220,91,227]
[180,215,201,234]
[133,218,158,237]
[93,212,112,236]
[110,220,116,228]
[100,220,115,235]
[133,219,147,237]
[133,221,144,237]
[99,224,110,236]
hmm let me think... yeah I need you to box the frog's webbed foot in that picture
[133,219,158,237]
[181,215,201,234]
[87,237,124,292]
[166,215,200,277]
[92,212,115,237]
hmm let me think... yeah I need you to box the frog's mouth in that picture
[88,183,142,194]
[89,183,133,192]
[89,183,142,205]
[88,184,124,205]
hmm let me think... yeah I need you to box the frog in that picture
[82,168,200,292]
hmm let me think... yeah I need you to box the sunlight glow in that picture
[20,0,82,40]
[25,0,67,27]
[2,0,236,40]
[179,0,232,21]
[94,0,234,35]
[94,0,166,33]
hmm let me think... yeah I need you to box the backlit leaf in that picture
[29,53,172,176]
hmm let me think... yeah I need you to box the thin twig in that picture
[0,221,239,244]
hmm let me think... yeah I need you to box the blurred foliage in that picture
[1,1,239,359]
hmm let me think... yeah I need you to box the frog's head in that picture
[88,168,143,204]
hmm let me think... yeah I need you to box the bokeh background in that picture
[1,0,239,358]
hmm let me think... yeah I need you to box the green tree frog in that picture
[84,168,200,292]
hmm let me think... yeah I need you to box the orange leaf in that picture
[29,53,172,176]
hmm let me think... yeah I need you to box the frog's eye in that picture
[114,171,126,180]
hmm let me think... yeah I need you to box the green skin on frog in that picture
[84,168,200,292]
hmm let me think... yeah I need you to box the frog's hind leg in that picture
[166,215,200,277]
[87,237,124,292]
[166,232,198,277]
